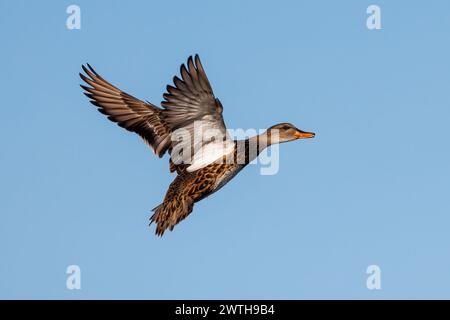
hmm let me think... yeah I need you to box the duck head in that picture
[266,122,315,144]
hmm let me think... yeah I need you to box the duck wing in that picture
[80,55,233,172]
[161,55,234,172]
[79,64,171,157]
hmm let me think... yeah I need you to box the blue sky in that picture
[1,0,450,299]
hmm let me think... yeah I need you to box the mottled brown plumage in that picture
[151,144,247,236]
[80,55,315,236]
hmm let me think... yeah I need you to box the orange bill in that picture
[294,130,315,139]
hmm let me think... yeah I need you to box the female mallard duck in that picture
[80,55,315,236]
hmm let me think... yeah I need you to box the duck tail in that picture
[149,196,194,236]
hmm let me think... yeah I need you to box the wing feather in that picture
[79,55,233,171]
[161,55,233,172]
[79,64,171,157]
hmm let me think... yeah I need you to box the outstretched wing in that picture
[79,55,233,171]
[79,64,171,157]
[161,55,234,172]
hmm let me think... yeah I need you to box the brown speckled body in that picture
[151,143,248,236]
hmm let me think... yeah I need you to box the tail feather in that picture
[150,196,194,236]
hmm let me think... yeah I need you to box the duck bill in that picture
[294,130,315,139]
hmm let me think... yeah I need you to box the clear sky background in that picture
[1,0,450,299]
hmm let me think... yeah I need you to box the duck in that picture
[80,55,315,236]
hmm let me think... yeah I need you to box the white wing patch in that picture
[187,139,235,172]
[169,117,235,172]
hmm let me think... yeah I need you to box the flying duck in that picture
[80,55,315,236]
